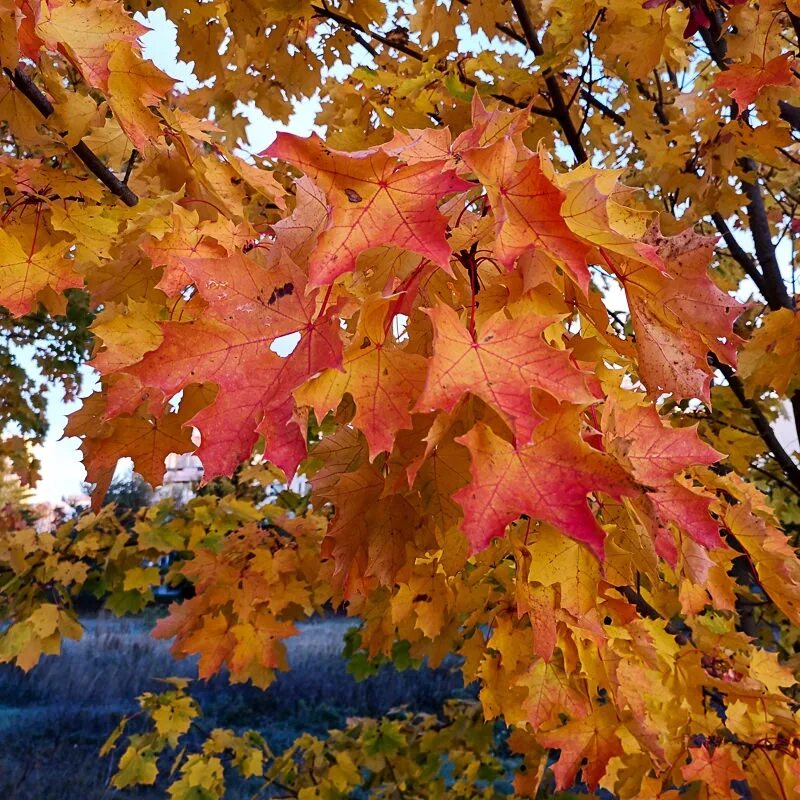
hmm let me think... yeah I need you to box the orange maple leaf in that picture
[295,298,427,459]
[123,255,342,478]
[611,229,743,401]
[454,411,636,558]
[415,304,594,444]
[536,705,624,790]
[681,745,745,800]
[80,402,196,508]
[263,132,472,286]
[460,140,591,291]
[714,54,796,112]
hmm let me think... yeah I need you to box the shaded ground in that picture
[0,614,467,799]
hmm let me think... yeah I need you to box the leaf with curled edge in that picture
[295,296,427,460]
[105,45,174,151]
[722,497,800,627]
[612,228,743,402]
[415,304,594,445]
[90,299,164,373]
[555,163,663,269]
[34,0,146,90]
[460,140,591,292]
[454,411,636,559]
[263,132,472,287]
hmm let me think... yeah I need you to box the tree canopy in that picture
[1,0,800,797]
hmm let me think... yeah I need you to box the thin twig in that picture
[309,3,554,115]
[122,149,138,185]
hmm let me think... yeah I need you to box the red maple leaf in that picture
[454,411,636,558]
[416,304,594,444]
[263,132,472,286]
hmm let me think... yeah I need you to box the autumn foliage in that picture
[2,0,800,797]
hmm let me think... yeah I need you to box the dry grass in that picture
[0,614,466,799]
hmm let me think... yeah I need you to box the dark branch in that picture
[710,212,768,297]
[739,158,794,311]
[5,67,139,207]
[778,100,800,133]
[708,353,800,493]
[509,0,588,163]
[122,149,138,185]
[580,89,625,126]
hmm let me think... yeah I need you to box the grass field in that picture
[0,614,467,799]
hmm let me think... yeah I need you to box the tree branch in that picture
[309,4,554,116]
[579,89,625,126]
[5,67,139,207]
[739,158,794,311]
[509,0,588,164]
[708,353,800,492]
[710,212,769,297]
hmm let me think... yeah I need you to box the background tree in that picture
[1,0,800,797]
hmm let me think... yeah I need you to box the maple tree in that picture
[1,0,800,797]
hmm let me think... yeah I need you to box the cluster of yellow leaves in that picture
[105,685,509,800]
[102,678,266,798]
[0,475,320,672]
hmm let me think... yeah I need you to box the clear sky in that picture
[29,11,800,503]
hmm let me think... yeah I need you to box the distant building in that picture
[156,453,204,504]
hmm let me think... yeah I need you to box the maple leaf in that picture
[603,395,724,549]
[614,228,743,401]
[603,397,721,485]
[79,399,197,508]
[681,745,745,800]
[140,206,236,296]
[739,307,800,396]
[34,0,147,90]
[121,254,342,477]
[556,165,662,269]
[537,705,624,790]
[0,229,78,316]
[415,304,594,444]
[460,140,591,291]
[518,659,590,730]
[454,411,636,558]
[723,500,800,626]
[295,297,427,459]
[381,127,454,163]
[106,46,174,151]
[90,300,164,372]
[263,132,472,286]
[452,93,529,152]
[714,54,796,112]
